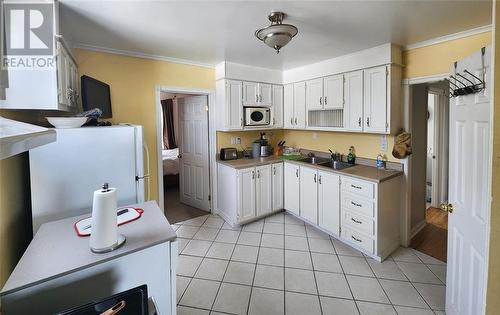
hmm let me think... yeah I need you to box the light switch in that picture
[312,132,317,140]
[236,137,241,145]
[380,135,387,151]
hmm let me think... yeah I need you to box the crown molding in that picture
[404,24,492,51]
[73,43,216,69]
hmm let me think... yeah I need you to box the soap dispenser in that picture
[347,146,356,165]
[376,154,386,169]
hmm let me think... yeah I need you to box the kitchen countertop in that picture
[1,200,176,295]
[218,156,402,183]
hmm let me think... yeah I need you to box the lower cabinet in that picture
[284,162,300,216]
[217,162,282,225]
[299,166,319,224]
[318,171,341,237]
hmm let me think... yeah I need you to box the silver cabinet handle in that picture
[252,171,255,179]
[358,117,361,127]
[351,235,362,242]
[256,94,258,103]
[319,97,322,105]
[295,117,298,125]
[260,95,262,102]
[351,218,362,224]
[290,118,294,125]
[318,175,322,184]
[324,96,327,105]
[351,201,362,207]
[296,169,299,177]
[273,167,276,175]
[257,170,260,178]
[366,117,370,127]
[314,174,317,183]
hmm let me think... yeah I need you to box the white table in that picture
[0,201,177,315]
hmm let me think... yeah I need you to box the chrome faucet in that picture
[329,149,341,161]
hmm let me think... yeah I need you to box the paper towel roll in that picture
[89,184,118,251]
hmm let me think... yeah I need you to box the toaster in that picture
[220,147,238,160]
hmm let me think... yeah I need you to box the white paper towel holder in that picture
[90,183,126,254]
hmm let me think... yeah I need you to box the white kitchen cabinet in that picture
[363,66,388,133]
[256,165,272,216]
[283,84,294,129]
[272,163,284,211]
[272,85,284,128]
[238,167,256,222]
[217,163,282,226]
[306,78,323,110]
[323,74,344,109]
[293,82,307,128]
[215,79,243,131]
[284,162,300,216]
[299,166,319,224]
[318,171,341,236]
[344,70,364,132]
[242,81,273,106]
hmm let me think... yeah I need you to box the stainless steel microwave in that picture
[245,107,271,126]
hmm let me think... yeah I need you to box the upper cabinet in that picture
[272,85,284,128]
[305,78,323,110]
[216,79,243,131]
[323,74,344,109]
[243,82,273,107]
[283,82,306,129]
[0,3,79,111]
[344,70,364,132]
[363,66,388,133]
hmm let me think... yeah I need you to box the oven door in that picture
[245,108,270,126]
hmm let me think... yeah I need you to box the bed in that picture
[162,148,180,188]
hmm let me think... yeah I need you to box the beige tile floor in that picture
[172,212,446,315]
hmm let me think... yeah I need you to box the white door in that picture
[284,84,294,128]
[293,82,307,128]
[178,96,210,211]
[243,81,259,106]
[284,162,300,215]
[446,47,491,315]
[300,166,318,224]
[318,171,340,236]
[226,80,243,130]
[272,85,284,128]
[272,163,284,211]
[364,66,388,133]
[344,70,364,132]
[238,167,256,222]
[323,74,344,109]
[256,165,272,216]
[306,78,323,110]
[259,83,273,106]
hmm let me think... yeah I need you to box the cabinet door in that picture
[305,78,323,110]
[284,162,300,215]
[293,82,306,128]
[226,80,244,130]
[272,163,284,211]
[56,45,69,107]
[243,81,259,106]
[283,84,294,129]
[323,74,344,109]
[318,171,340,236]
[238,167,256,222]
[272,85,283,128]
[344,71,364,132]
[364,66,388,133]
[256,165,272,216]
[258,83,273,106]
[299,166,318,224]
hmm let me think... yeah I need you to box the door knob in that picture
[440,202,453,213]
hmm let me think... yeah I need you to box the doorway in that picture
[408,81,450,262]
[157,89,212,224]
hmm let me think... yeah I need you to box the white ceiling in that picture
[60,0,492,70]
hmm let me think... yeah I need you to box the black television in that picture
[81,75,112,119]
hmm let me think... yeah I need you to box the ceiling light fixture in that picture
[255,12,298,54]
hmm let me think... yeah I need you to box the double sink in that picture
[298,156,354,170]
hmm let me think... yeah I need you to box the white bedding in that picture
[162,148,180,175]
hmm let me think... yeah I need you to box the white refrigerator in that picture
[29,125,147,232]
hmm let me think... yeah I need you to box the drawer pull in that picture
[351,184,362,189]
[351,235,362,243]
[351,218,362,224]
[351,201,362,207]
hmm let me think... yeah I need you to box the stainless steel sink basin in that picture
[299,156,331,165]
[318,160,354,170]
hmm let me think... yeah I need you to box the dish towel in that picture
[392,130,412,159]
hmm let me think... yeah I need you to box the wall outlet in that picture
[380,135,387,151]
[312,132,318,140]
[235,137,241,145]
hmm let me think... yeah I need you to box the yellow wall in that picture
[0,154,32,287]
[75,49,215,202]
[403,32,492,78]
[216,130,284,151]
[486,2,499,313]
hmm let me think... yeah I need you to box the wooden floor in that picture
[411,207,448,263]
[165,186,209,224]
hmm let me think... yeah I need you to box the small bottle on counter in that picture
[347,146,356,165]
[376,154,387,169]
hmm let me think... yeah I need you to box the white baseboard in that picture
[410,219,428,239]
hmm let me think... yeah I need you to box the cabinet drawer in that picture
[342,177,374,199]
[342,194,375,217]
[341,226,374,254]
[343,211,375,236]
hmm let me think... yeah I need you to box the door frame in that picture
[155,86,216,213]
